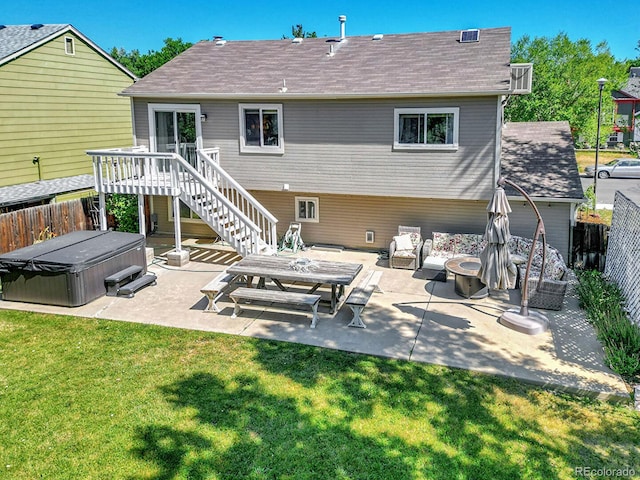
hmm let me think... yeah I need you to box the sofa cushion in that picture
[543,249,567,280]
[507,236,520,255]
[511,237,566,281]
[409,231,422,247]
[394,250,417,259]
[422,255,447,271]
[456,233,483,256]
[431,232,456,258]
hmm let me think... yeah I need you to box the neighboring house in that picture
[91,21,583,260]
[0,24,136,212]
[611,67,640,147]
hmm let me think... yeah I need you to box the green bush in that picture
[578,184,596,213]
[105,194,138,233]
[576,270,640,380]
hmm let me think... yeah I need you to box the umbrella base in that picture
[499,308,549,335]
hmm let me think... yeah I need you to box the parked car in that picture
[584,158,640,178]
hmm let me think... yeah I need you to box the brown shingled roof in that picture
[123,27,512,98]
[500,121,584,200]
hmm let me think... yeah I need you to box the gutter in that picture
[505,195,586,204]
[118,90,514,100]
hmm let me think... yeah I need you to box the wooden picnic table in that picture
[227,254,363,313]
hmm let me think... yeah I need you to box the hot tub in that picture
[0,230,147,307]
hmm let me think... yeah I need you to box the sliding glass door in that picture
[149,104,202,168]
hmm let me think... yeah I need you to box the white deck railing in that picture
[196,148,278,251]
[88,147,181,196]
[88,147,278,256]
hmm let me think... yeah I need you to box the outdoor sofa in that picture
[421,232,569,310]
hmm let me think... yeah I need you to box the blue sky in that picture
[4,0,639,60]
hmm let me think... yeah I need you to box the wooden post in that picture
[173,195,182,252]
[138,194,146,235]
[98,192,107,231]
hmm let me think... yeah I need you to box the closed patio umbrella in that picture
[492,177,549,336]
[477,186,516,290]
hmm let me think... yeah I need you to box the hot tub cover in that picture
[0,230,145,274]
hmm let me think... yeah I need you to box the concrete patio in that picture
[0,237,630,402]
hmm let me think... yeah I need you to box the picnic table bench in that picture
[229,287,322,328]
[200,270,239,313]
[227,254,362,314]
[345,270,383,328]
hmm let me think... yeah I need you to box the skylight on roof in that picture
[460,29,480,43]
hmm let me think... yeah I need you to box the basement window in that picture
[64,36,75,55]
[167,199,203,223]
[295,197,319,223]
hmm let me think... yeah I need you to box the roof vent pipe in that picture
[339,15,346,40]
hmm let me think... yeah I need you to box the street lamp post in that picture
[593,77,608,206]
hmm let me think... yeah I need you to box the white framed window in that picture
[394,107,459,150]
[295,197,319,223]
[64,36,75,55]
[239,104,284,154]
[608,132,623,143]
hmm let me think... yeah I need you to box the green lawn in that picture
[1,310,638,479]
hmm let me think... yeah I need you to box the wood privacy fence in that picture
[605,192,640,326]
[0,200,87,254]
[571,221,609,272]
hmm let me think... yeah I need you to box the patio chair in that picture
[389,226,423,270]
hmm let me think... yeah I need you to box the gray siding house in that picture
[113,23,582,260]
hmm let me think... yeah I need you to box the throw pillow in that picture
[394,234,414,252]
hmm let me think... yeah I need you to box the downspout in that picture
[568,202,577,267]
[130,97,137,147]
[494,96,505,187]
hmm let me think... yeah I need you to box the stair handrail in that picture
[89,147,274,254]
[196,149,278,224]
[172,153,264,237]
[89,148,262,233]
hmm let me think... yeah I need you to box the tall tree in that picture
[282,24,317,39]
[505,33,628,146]
[110,37,193,78]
